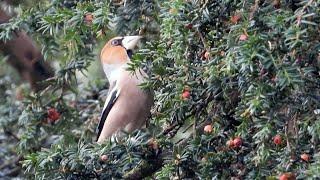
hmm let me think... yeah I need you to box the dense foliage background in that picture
[0,0,319,179]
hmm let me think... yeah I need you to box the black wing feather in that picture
[96,89,119,141]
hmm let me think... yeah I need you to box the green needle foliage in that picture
[0,0,319,179]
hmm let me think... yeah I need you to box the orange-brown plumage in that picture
[100,37,128,65]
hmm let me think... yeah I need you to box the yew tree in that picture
[0,0,320,179]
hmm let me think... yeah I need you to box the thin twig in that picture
[4,130,20,141]
[197,29,208,51]
[249,0,260,20]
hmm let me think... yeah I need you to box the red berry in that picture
[226,139,234,148]
[100,154,108,161]
[203,51,210,60]
[148,138,159,150]
[185,23,193,29]
[279,174,287,180]
[233,137,242,147]
[273,135,282,145]
[300,153,310,162]
[47,108,60,122]
[279,173,295,180]
[84,13,94,25]
[231,15,241,24]
[204,125,212,133]
[182,90,190,100]
[239,34,248,41]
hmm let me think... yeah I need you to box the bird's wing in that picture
[96,81,121,141]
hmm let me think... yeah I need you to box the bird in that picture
[96,36,153,143]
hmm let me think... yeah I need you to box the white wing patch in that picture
[96,81,121,141]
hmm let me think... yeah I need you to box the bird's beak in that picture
[122,36,142,50]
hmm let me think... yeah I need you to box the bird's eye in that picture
[111,39,121,46]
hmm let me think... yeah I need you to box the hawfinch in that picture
[96,36,153,143]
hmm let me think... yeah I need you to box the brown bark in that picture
[0,7,54,91]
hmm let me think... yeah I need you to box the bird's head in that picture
[100,36,142,65]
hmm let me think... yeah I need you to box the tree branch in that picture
[123,155,164,180]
